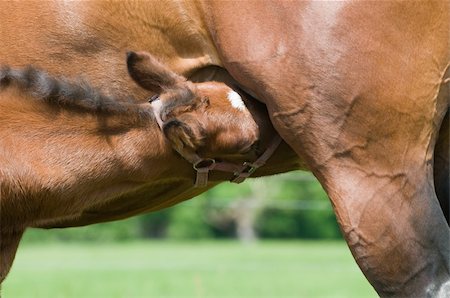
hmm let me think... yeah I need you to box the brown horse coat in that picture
[0,1,449,296]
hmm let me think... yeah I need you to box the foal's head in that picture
[127,51,260,164]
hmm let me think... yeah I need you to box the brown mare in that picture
[0,59,300,282]
[0,1,449,296]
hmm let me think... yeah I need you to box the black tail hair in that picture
[0,65,151,121]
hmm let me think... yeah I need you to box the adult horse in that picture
[0,1,449,296]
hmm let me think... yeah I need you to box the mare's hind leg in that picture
[274,104,450,297]
[434,111,449,225]
[0,228,24,284]
[269,64,450,296]
[313,154,450,297]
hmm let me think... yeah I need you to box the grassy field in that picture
[2,241,376,298]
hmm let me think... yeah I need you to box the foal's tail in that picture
[0,65,69,102]
[0,65,149,120]
[0,65,114,112]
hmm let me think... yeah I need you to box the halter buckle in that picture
[231,162,259,184]
[240,162,258,175]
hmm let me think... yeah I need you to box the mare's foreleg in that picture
[0,228,24,284]
[434,111,449,225]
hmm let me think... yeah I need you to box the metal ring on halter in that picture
[193,158,216,171]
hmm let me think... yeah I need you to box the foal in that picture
[126,51,286,187]
[0,59,300,282]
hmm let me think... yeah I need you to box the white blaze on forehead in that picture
[227,91,247,111]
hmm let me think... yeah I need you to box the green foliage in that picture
[138,209,172,238]
[23,217,141,243]
[166,200,213,239]
[24,171,342,242]
[255,172,341,239]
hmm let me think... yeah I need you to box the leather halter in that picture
[149,96,282,187]
[191,135,282,187]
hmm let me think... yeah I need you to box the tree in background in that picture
[22,171,342,242]
[138,171,341,241]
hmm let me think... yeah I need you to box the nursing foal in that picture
[126,51,287,187]
[0,56,299,282]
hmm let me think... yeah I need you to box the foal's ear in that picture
[162,116,205,162]
[127,51,186,93]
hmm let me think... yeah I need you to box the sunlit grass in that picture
[3,241,376,298]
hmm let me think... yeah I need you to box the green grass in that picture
[2,241,376,298]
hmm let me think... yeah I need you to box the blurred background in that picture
[3,171,376,297]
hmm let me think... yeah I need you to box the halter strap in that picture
[149,96,283,187]
[192,135,282,187]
